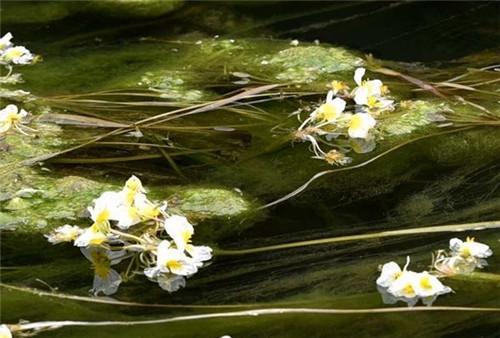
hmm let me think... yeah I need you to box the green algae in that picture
[266,46,362,83]
[0,0,184,24]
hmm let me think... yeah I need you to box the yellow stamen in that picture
[167,260,182,271]
[420,276,432,290]
[349,114,363,130]
[96,210,110,224]
[91,251,111,279]
[404,284,415,296]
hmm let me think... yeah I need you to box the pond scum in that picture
[1,30,500,336]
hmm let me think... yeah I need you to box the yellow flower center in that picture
[393,271,402,280]
[182,230,192,244]
[91,251,111,279]
[167,260,182,271]
[349,114,363,130]
[315,104,339,122]
[366,96,379,108]
[404,284,415,296]
[461,246,472,258]
[420,276,432,290]
[96,210,110,224]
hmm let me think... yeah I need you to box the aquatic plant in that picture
[376,257,452,307]
[433,237,493,275]
[0,104,32,137]
[377,237,493,307]
[295,67,404,166]
[44,176,213,295]
[0,32,37,84]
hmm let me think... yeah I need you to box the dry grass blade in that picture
[10,306,500,334]
[215,220,500,255]
[37,114,129,128]
[22,84,283,166]
[372,67,446,98]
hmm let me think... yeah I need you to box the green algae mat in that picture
[1,1,499,337]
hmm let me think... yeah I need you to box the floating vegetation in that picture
[434,237,493,275]
[377,237,493,307]
[44,176,212,295]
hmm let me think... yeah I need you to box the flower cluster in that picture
[376,256,452,307]
[295,67,394,165]
[433,237,492,275]
[0,32,36,83]
[45,176,212,295]
[0,104,34,137]
[0,324,12,338]
[377,237,493,307]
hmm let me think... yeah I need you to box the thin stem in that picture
[11,306,500,333]
[214,220,500,256]
[109,229,146,244]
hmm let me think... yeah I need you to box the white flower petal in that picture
[0,324,12,338]
[164,215,194,251]
[157,274,186,293]
[376,261,402,288]
[92,268,122,296]
[354,67,365,86]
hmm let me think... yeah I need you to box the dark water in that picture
[1,1,499,337]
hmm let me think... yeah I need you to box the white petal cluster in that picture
[45,224,84,244]
[376,257,452,307]
[352,67,393,114]
[0,324,12,338]
[434,237,492,275]
[45,176,212,296]
[296,68,394,165]
[0,104,29,136]
[144,216,212,293]
[81,247,125,296]
[0,33,34,66]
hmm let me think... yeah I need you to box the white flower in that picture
[1,46,34,65]
[122,175,146,205]
[449,237,492,259]
[87,191,122,225]
[45,224,84,244]
[164,215,194,251]
[376,261,403,288]
[74,225,109,247]
[352,68,384,106]
[412,271,452,298]
[310,91,346,123]
[347,113,376,139]
[81,247,125,296]
[113,176,159,229]
[144,240,198,278]
[0,104,28,134]
[186,244,213,263]
[157,274,186,293]
[0,324,12,338]
[0,32,13,51]
[365,96,394,113]
[387,270,420,299]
